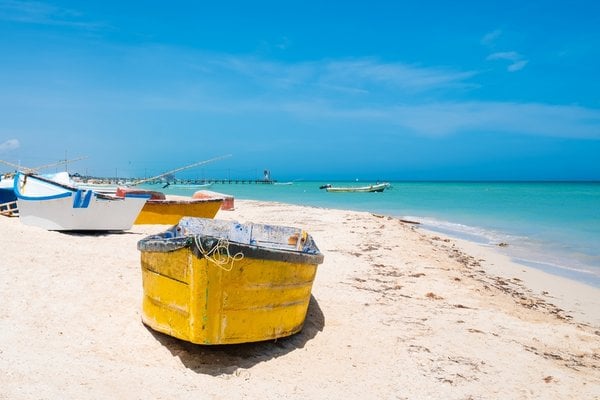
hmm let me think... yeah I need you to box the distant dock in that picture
[78,177,279,185]
[75,168,281,186]
[147,179,277,185]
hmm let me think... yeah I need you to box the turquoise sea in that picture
[151,181,600,288]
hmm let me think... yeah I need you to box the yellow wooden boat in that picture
[116,188,223,224]
[135,195,222,224]
[137,217,324,344]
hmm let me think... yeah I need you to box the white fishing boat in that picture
[14,172,149,231]
[322,182,391,193]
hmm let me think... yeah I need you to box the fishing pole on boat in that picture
[0,156,88,175]
[131,154,232,186]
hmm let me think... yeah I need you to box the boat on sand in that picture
[14,172,148,231]
[137,217,324,344]
[116,187,223,225]
[192,190,235,211]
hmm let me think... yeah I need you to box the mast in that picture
[0,156,87,174]
[132,154,232,186]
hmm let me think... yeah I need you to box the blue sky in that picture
[1,0,599,180]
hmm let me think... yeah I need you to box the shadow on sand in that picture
[146,295,325,375]
[59,230,145,237]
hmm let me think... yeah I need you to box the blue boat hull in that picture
[0,186,17,215]
[0,187,16,204]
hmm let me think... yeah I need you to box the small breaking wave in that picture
[402,214,600,288]
[403,215,524,246]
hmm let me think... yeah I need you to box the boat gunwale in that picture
[138,233,324,265]
[145,197,223,205]
[13,172,144,201]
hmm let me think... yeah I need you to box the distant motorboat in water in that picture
[321,182,391,193]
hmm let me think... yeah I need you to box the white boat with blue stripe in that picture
[14,172,149,231]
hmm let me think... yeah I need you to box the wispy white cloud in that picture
[0,138,20,152]
[0,0,104,29]
[487,51,520,61]
[481,29,502,46]
[276,36,291,50]
[487,51,528,72]
[40,60,600,139]
[339,102,600,139]
[3,44,595,141]
[321,60,478,91]
[208,55,318,90]
[137,92,600,140]
[206,55,478,94]
[481,29,529,72]
[217,98,600,140]
[507,60,528,72]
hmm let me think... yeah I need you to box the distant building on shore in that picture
[263,169,271,182]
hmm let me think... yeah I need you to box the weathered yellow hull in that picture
[138,217,324,344]
[134,198,222,224]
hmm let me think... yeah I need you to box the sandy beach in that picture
[1,199,599,399]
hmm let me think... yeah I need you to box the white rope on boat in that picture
[193,236,244,272]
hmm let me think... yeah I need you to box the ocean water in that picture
[150,181,600,287]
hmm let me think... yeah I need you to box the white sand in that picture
[1,200,599,399]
